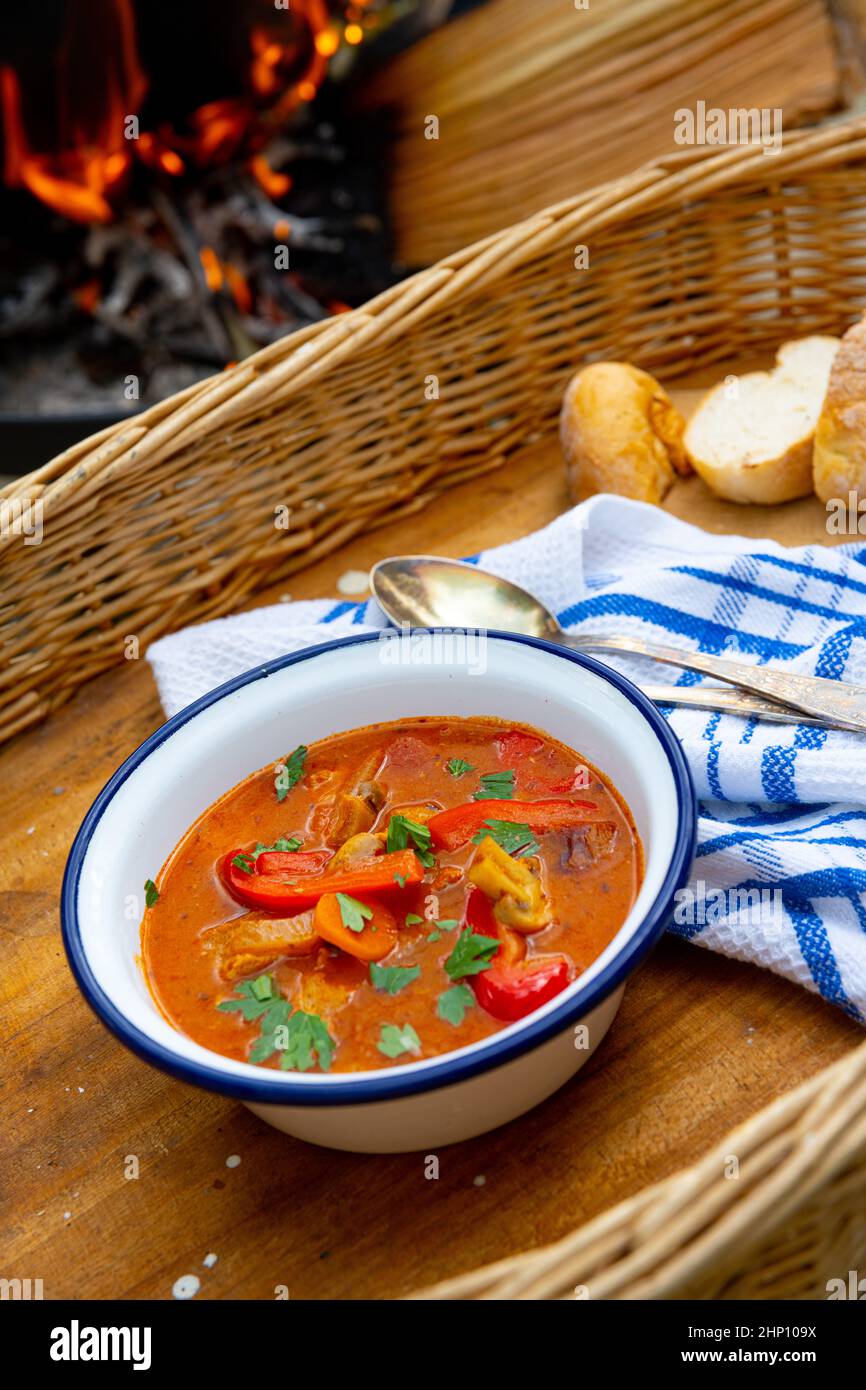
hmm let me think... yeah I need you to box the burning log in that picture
[0,0,416,419]
[0,264,63,337]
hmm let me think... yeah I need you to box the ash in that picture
[0,97,399,417]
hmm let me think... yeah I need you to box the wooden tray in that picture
[2,370,862,1300]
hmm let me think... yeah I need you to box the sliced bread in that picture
[683,336,839,504]
[813,317,866,504]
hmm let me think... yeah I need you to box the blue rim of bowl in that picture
[62,629,697,1106]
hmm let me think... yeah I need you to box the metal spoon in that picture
[370,554,866,734]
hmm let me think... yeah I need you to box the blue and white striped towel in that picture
[148,494,866,1022]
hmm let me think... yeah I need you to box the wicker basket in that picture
[412,1039,866,1299]
[364,0,843,265]
[8,120,866,750]
[5,115,866,1299]
[5,118,866,745]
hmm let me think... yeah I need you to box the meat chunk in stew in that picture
[203,912,320,980]
[561,821,618,871]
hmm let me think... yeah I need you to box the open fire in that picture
[0,0,409,436]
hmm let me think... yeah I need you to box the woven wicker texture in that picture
[5,115,866,1303]
[4,119,866,746]
[411,1037,866,1299]
[363,0,841,264]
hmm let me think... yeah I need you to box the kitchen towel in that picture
[148,494,866,1021]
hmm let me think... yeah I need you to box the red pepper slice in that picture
[222,848,424,913]
[472,954,571,1022]
[255,849,333,875]
[548,770,593,794]
[464,882,495,934]
[495,730,545,762]
[464,885,570,1021]
[464,885,525,966]
[427,797,598,850]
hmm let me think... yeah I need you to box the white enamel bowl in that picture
[62,631,696,1153]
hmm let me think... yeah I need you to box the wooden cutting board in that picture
[1,369,861,1301]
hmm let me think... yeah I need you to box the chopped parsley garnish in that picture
[337,892,373,934]
[405,912,424,926]
[444,927,500,980]
[249,1004,293,1064]
[473,769,515,800]
[427,918,459,944]
[275,745,307,802]
[233,838,302,874]
[394,872,407,888]
[438,983,475,1026]
[251,836,303,858]
[445,758,475,779]
[144,878,159,907]
[377,1022,422,1059]
[217,973,284,1022]
[386,813,436,868]
[472,819,540,858]
[277,1011,336,1073]
[217,974,334,1071]
[369,962,421,995]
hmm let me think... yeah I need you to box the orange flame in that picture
[72,277,101,313]
[148,2,335,171]
[137,132,186,177]
[198,249,253,317]
[1,0,341,225]
[199,246,224,293]
[249,153,292,199]
[224,263,253,316]
[257,0,332,125]
[0,0,146,223]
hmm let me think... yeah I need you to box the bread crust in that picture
[685,381,815,504]
[559,362,688,505]
[813,318,866,504]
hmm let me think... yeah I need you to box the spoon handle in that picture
[641,685,843,728]
[564,633,866,734]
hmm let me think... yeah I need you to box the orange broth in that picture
[141,717,643,1073]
